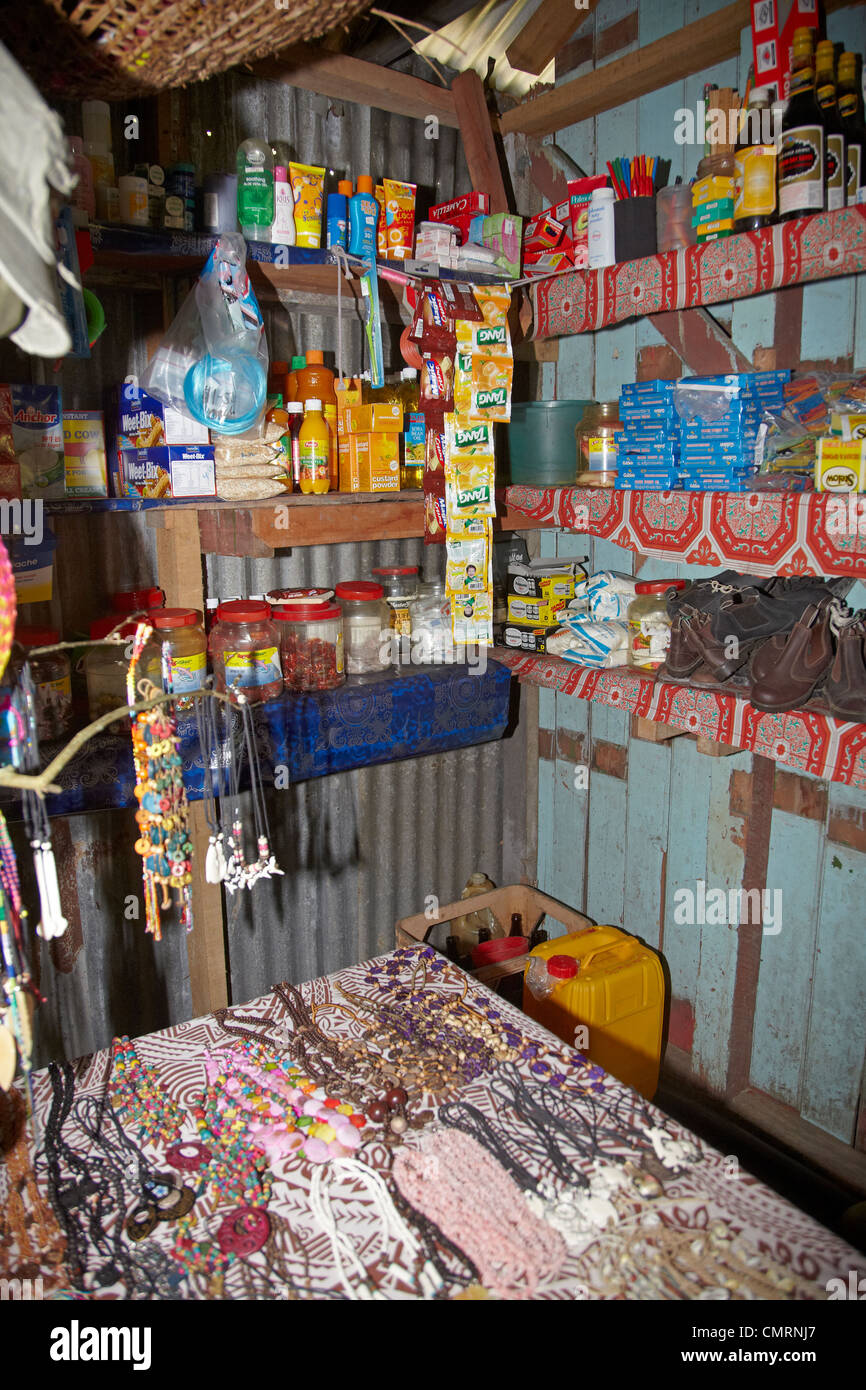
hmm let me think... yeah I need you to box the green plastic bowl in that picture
[503,400,595,485]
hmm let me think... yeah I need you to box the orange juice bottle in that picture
[296,349,338,489]
[298,399,331,495]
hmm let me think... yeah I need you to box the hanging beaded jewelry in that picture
[127,624,193,939]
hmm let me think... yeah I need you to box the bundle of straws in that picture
[606,156,659,200]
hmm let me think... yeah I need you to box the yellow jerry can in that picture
[522,925,665,1100]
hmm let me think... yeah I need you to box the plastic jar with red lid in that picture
[85,617,139,727]
[335,581,389,674]
[111,587,165,614]
[627,579,687,670]
[13,626,73,741]
[140,608,207,709]
[273,601,344,691]
[209,600,283,702]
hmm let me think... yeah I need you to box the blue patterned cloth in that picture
[1,661,512,819]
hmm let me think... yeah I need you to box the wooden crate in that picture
[396,884,594,990]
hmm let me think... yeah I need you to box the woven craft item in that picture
[4,0,374,100]
[0,535,16,685]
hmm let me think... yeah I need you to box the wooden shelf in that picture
[502,484,866,580]
[494,647,866,790]
[526,207,866,340]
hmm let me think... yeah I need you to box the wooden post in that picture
[451,70,510,214]
[150,508,229,1015]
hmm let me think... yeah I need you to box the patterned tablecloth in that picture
[2,946,861,1301]
[0,662,512,819]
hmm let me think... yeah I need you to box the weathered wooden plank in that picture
[725,754,775,1097]
[506,0,601,77]
[651,308,755,376]
[586,770,628,927]
[662,737,715,1012]
[749,805,822,1108]
[253,45,460,128]
[451,70,509,214]
[623,736,671,952]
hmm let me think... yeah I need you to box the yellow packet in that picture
[451,589,493,646]
[289,163,325,248]
[446,532,489,597]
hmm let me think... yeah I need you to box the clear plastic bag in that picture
[142,234,268,435]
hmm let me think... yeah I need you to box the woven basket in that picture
[4,0,374,100]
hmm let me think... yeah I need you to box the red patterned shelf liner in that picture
[493,649,866,789]
[528,206,866,339]
[502,485,866,580]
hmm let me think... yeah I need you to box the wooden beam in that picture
[253,44,459,128]
[651,307,755,377]
[451,69,510,215]
[502,0,851,135]
[506,0,599,78]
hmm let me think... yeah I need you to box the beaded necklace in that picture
[108,1035,185,1145]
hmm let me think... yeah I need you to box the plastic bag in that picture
[142,234,268,436]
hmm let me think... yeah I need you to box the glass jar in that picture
[371,566,419,643]
[85,617,138,729]
[273,601,345,691]
[627,580,686,669]
[412,579,454,665]
[576,402,622,487]
[208,600,283,702]
[111,586,164,616]
[140,608,207,710]
[14,626,73,741]
[335,581,389,674]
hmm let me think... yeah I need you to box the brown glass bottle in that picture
[815,41,847,211]
[837,52,866,204]
[734,86,777,230]
[778,28,826,219]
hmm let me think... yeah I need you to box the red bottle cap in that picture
[272,602,341,622]
[111,587,164,612]
[634,580,687,594]
[15,626,59,647]
[148,608,200,628]
[215,600,271,623]
[547,955,579,980]
[335,581,384,601]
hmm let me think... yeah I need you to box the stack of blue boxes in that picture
[617,380,680,490]
[615,370,790,492]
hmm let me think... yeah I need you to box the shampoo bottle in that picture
[236,137,274,242]
[348,175,379,258]
[271,165,296,246]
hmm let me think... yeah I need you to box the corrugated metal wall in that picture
[534,0,866,1160]
[0,64,534,1070]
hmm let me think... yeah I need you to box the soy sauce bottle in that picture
[837,52,866,205]
[778,27,826,219]
[815,41,847,211]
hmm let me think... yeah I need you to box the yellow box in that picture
[345,403,403,434]
[340,433,400,492]
[815,438,866,492]
[507,592,568,627]
[523,924,665,1100]
[63,411,108,496]
[692,175,735,206]
[335,376,363,428]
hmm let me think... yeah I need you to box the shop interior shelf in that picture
[0,660,513,820]
[502,484,866,581]
[493,646,866,790]
[525,206,866,340]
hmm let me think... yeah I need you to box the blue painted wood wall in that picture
[532,0,866,1152]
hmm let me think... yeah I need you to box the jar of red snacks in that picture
[209,600,283,703]
[273,601,345,692]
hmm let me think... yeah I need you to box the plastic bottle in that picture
[271,165,296,246]
[450,873,503,955]
[236,137,275,242]
[327,180,352,249]
[287,355,306,402]
[295,350,338,489]
[587,186,615,268]
[298,399,331,495]
[67,137,95,222]
[286,401,303,490]
[82,100,114,211]
[399,368,424,489]
[348,175,379,257]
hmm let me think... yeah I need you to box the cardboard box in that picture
[119,446,216,499]
[508,562,577,602]
[496,621,562,654]
[9,527,57,603]
[63,411,108,496]
[750,0,818,100]
[479,213,523,278]
[567,177,608,269]
[340,433,400,493]
[0,384,64,499]
[507,592,569,626]
[428,193,489,223]
[344,403,403,434]
[116,382,210,450]
[815,439,866,492]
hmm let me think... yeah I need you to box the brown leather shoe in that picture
[749,602,835,713]
[825,614,866,722]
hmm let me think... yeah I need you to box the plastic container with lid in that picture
[140,608,207,709]
[587,186,615,268]
[371,566,419,648]
[335,580,389,674]
[656,185,697,252]
[85,616,138,728]
[296,352,338,489]
[576,402,622,487]
[627,579,687,669]
[14,627,73,741]
[412,577,453,665]
[273,601,344,691]
[111,586,165,615]
[209,600,282,702]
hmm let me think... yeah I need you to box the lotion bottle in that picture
[348,175,379,258]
